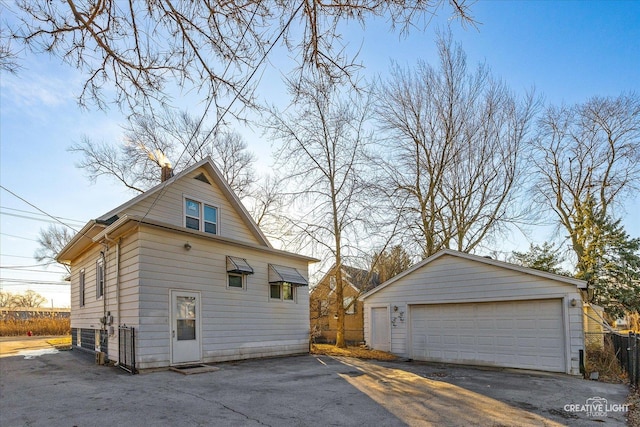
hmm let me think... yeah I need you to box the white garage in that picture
[362,250,586,375]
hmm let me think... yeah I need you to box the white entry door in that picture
[171,290,201,364]
[370,306,390,351]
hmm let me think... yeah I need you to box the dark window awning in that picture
[269,264,308,286]
[227,256,254,275]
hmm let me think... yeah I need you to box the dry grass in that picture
[628,388,640,427]
[311,343,397,361]
[46,336,72,350]
[584,342,627,383]
[0,317,71,336]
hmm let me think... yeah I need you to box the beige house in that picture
[57,157,317,371]
[310,265,380,344]
[362,249,587,375]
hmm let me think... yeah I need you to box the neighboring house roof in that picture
[361,248,587,299]
[57,157,318,264]
[312,264,381,295]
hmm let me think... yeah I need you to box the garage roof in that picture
[361,249,587,299]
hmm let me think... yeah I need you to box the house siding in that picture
[117,169,260,245]
[69,232,140,362]
[135,225,309,369]
[363,254,584,375]
[65,160,314,370]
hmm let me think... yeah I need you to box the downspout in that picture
[103,235,121,332]
[100,248,107,340]
[103,234,121,367]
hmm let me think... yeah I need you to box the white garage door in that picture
[410,299,565,372]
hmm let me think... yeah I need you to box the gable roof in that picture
[57,157,273,262]
[313,264,381,294]
[361,249,586,299]
[96,157,271,247]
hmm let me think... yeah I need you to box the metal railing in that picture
[118,326,137,374]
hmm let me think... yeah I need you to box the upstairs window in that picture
[185,198,218,235]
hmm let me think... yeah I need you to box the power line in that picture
[0,261,59,269]
[0,278,69,285]
[0,211,86,226]
[0,233,40,242]
[0,185,80,233]
[0,267,65,274]
[0,206,85,224]
[0,254,40,259]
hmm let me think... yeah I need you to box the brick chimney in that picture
[161,164,173,182]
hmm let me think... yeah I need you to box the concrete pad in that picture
[0,336,61,358]
[0,350,630,426]
[170,364,220,375]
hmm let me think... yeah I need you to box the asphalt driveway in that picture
[0,348,630,426]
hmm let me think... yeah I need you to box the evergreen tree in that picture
[574,198,640,318]
[511,242,569,276]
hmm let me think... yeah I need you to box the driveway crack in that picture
[161,386,271,426]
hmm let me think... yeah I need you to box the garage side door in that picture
[410,300,565,372]
[370,307,390,351]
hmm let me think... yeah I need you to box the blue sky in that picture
[1,1,639,307]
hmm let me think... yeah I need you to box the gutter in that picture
[94,214,320,264]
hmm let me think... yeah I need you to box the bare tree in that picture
[375,30,537,258]
[3,1,473,111]
[34,224,74,275]
[14,290,47,308]
[69,107,256,196]
[267,75,375,348]
[531,93,640,271]
[0,291,17,308]
[0,27,19,74]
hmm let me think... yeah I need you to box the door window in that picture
[176,296,196,341]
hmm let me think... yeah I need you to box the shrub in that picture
[585,341,626,383]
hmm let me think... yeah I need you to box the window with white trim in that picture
[185,198,218,234]
[96,259,104,299]
[270,282,295,301]
[226,256,252,290]
[227,273,245,289]
[344,296,356,315]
